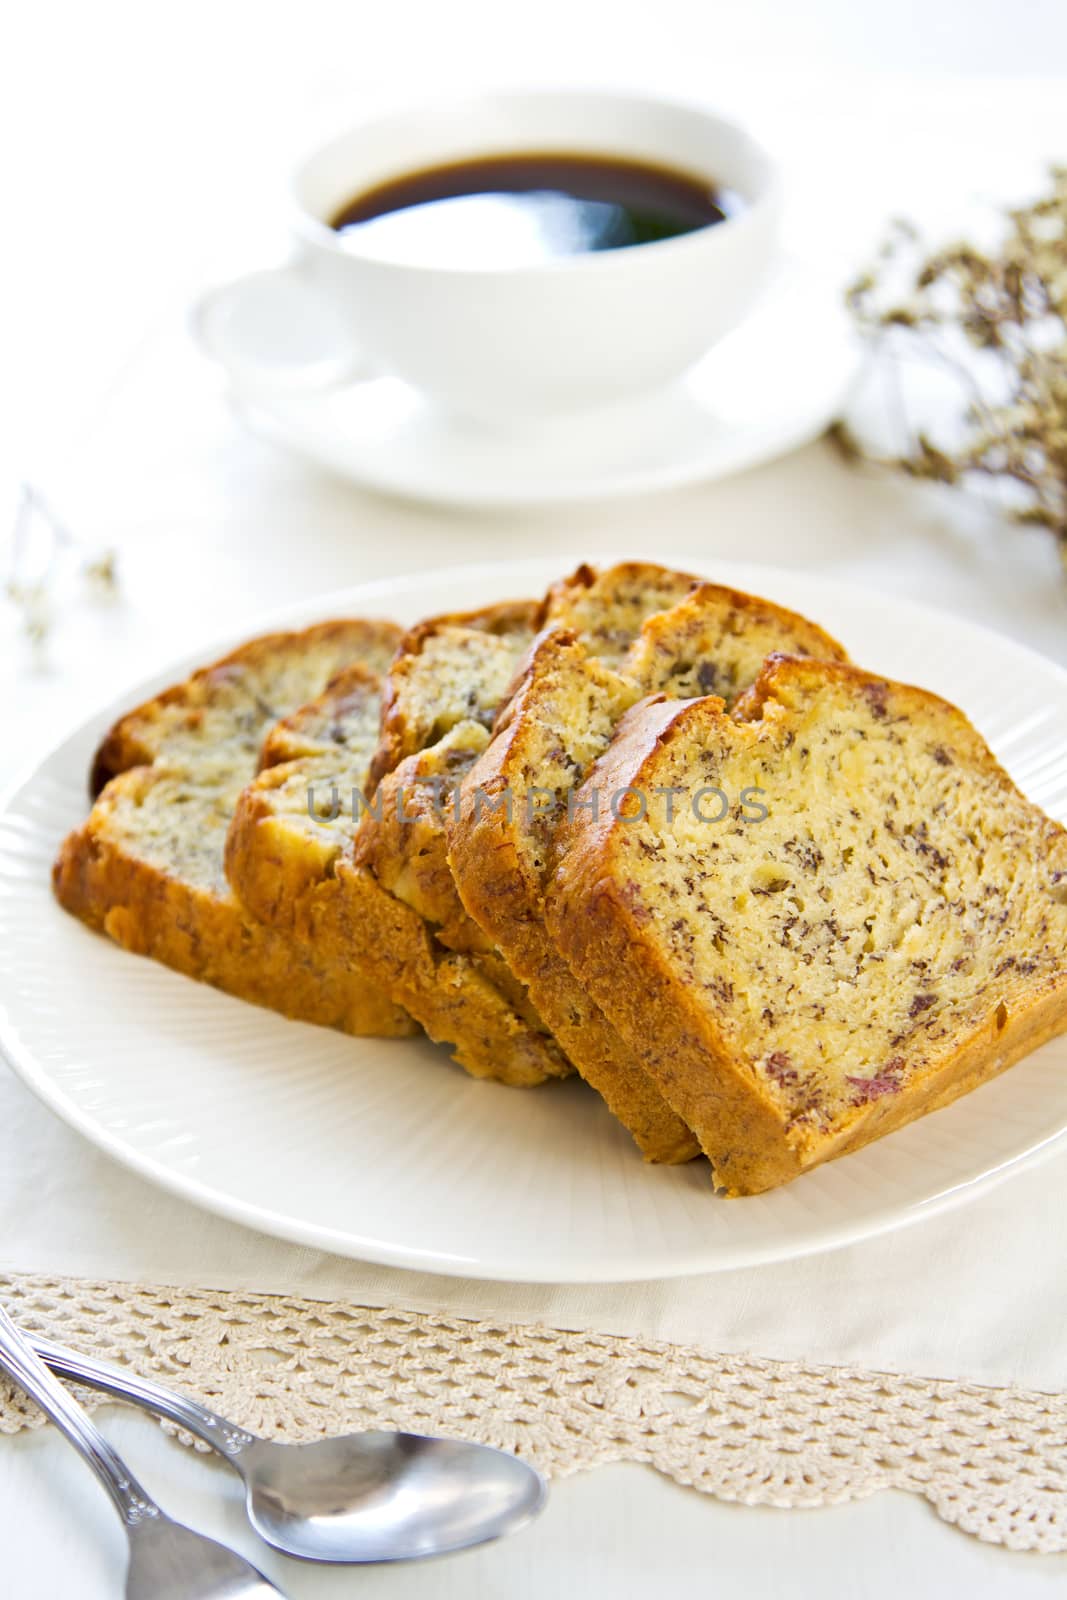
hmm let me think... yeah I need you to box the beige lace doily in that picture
[2,1271,1066,1553]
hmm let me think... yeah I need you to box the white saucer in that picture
[196,259,859,508]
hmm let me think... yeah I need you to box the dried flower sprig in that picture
[833,167,1067,567]
[5,484,120,658]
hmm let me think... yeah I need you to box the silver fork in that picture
[0,1303,287,1600]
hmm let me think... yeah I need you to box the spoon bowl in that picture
[242,1431,546,1562]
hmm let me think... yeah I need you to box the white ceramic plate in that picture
[199,259,858,508]
[2,557,1066,1283]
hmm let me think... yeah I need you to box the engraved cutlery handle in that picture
[32,1334,259,1460]
[0,1303,162,1527]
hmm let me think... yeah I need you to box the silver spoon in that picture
[34,1332,547,1563]
[0,1304,286,1600]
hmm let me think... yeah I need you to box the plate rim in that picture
[3,553,1067,1283]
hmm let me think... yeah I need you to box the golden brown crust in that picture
[225,768,337,933]
[447,575,851,1164]
[326,859,566,1086]
[358,600,575,1083]
[731,652,991,744]
[355,568,719,1123]
[355,724,493,952]
[542,695,793,1188]
[448,625,701,1163]
[91,621,401,797]
[56,620,413,1038]
[447,703,700,1162]
[545,664,1067,1193]
[225,601,573,1085]
[54,771,414,1037]
[628,584,849,697]
[228,773,571,1083]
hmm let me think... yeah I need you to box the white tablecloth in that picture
[7,1051,1067,1396]
[6,24,1067,1595]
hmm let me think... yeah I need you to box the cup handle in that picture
[190,262,373,392]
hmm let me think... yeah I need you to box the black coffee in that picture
[330,152,738,267]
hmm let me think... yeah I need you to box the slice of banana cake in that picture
[449,579,847,1164]
[54,621,413,1036]
[226,601,575,1086]
[545,655,1067,1194]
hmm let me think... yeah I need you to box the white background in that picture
[5,2,1067,1596]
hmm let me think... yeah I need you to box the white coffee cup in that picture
[195,88,782,424]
